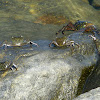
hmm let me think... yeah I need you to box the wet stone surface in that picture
[0,32,99,100]
[82,54,100,93]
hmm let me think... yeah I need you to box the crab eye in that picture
[72,43,75,46]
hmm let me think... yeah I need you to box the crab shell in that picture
[0,62,17,71]
[74,21,96,32]
[49,36,79,47]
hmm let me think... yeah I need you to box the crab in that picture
[1,36,38,50]
[89,35,97,41]
[56,20,97,35]
[0,61,17,72]
[49,36,79,48]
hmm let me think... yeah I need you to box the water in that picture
[0,0,99,41]
[0,0,99,69]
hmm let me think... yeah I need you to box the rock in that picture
[35,0,100,26]
[93,0,100,5]
[82,55,100,93]
[73,87,100,100]
[88,0,100,9]
[0,32,98,100]
[92,0,100,9]
[82,0,89,4]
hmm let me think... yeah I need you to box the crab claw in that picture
[56,22,75,35]
[49,41,59,47]
[28,41,39,47]
[88,35,96,41]
[72,42,79,47]
[65,22,75,31]
[8,63,18,71]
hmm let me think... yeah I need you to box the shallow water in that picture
[0,0,100,41]
[0,0,100,70]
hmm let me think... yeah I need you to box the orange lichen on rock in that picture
[35,14,67,25]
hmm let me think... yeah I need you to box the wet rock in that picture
[92,0,100,9]
[82,0,89,4]
[0,32,98,100]
[0,0,100,26]
[35,14,67,25]
[35,0,100,26]
[73,87,100,100]
[93,0,100,5]
[82,55,100,93]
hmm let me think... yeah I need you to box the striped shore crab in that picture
[56,20,97,35]
[1,36,38,50]
[0,62,17,77]
[49,36,79,48]
[0,61,17,71]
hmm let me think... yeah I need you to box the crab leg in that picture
[56,22,75,35]
[65,40,79,47]
[28,41,39,47]
[89,35,96,41]
[49,41,59,47]
[6,62,17,71]
[56,26,66,35]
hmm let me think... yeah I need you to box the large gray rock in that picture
[73,87,100,100]
[0,32,99,100]
[0,52,97,100]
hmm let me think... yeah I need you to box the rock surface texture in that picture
[0,32,98,100]
[73,87,100,100]
[82,55,100,93]
[92,0,100,9]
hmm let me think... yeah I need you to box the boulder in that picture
[82,55,100,93]
[0,32,98,100]
[73,87,100,100]
[92,0,100,9]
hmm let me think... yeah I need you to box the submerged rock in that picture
[73,87,100,100]
[0,32,99,100]
[92,0,100,9]
[0,0,100,42]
